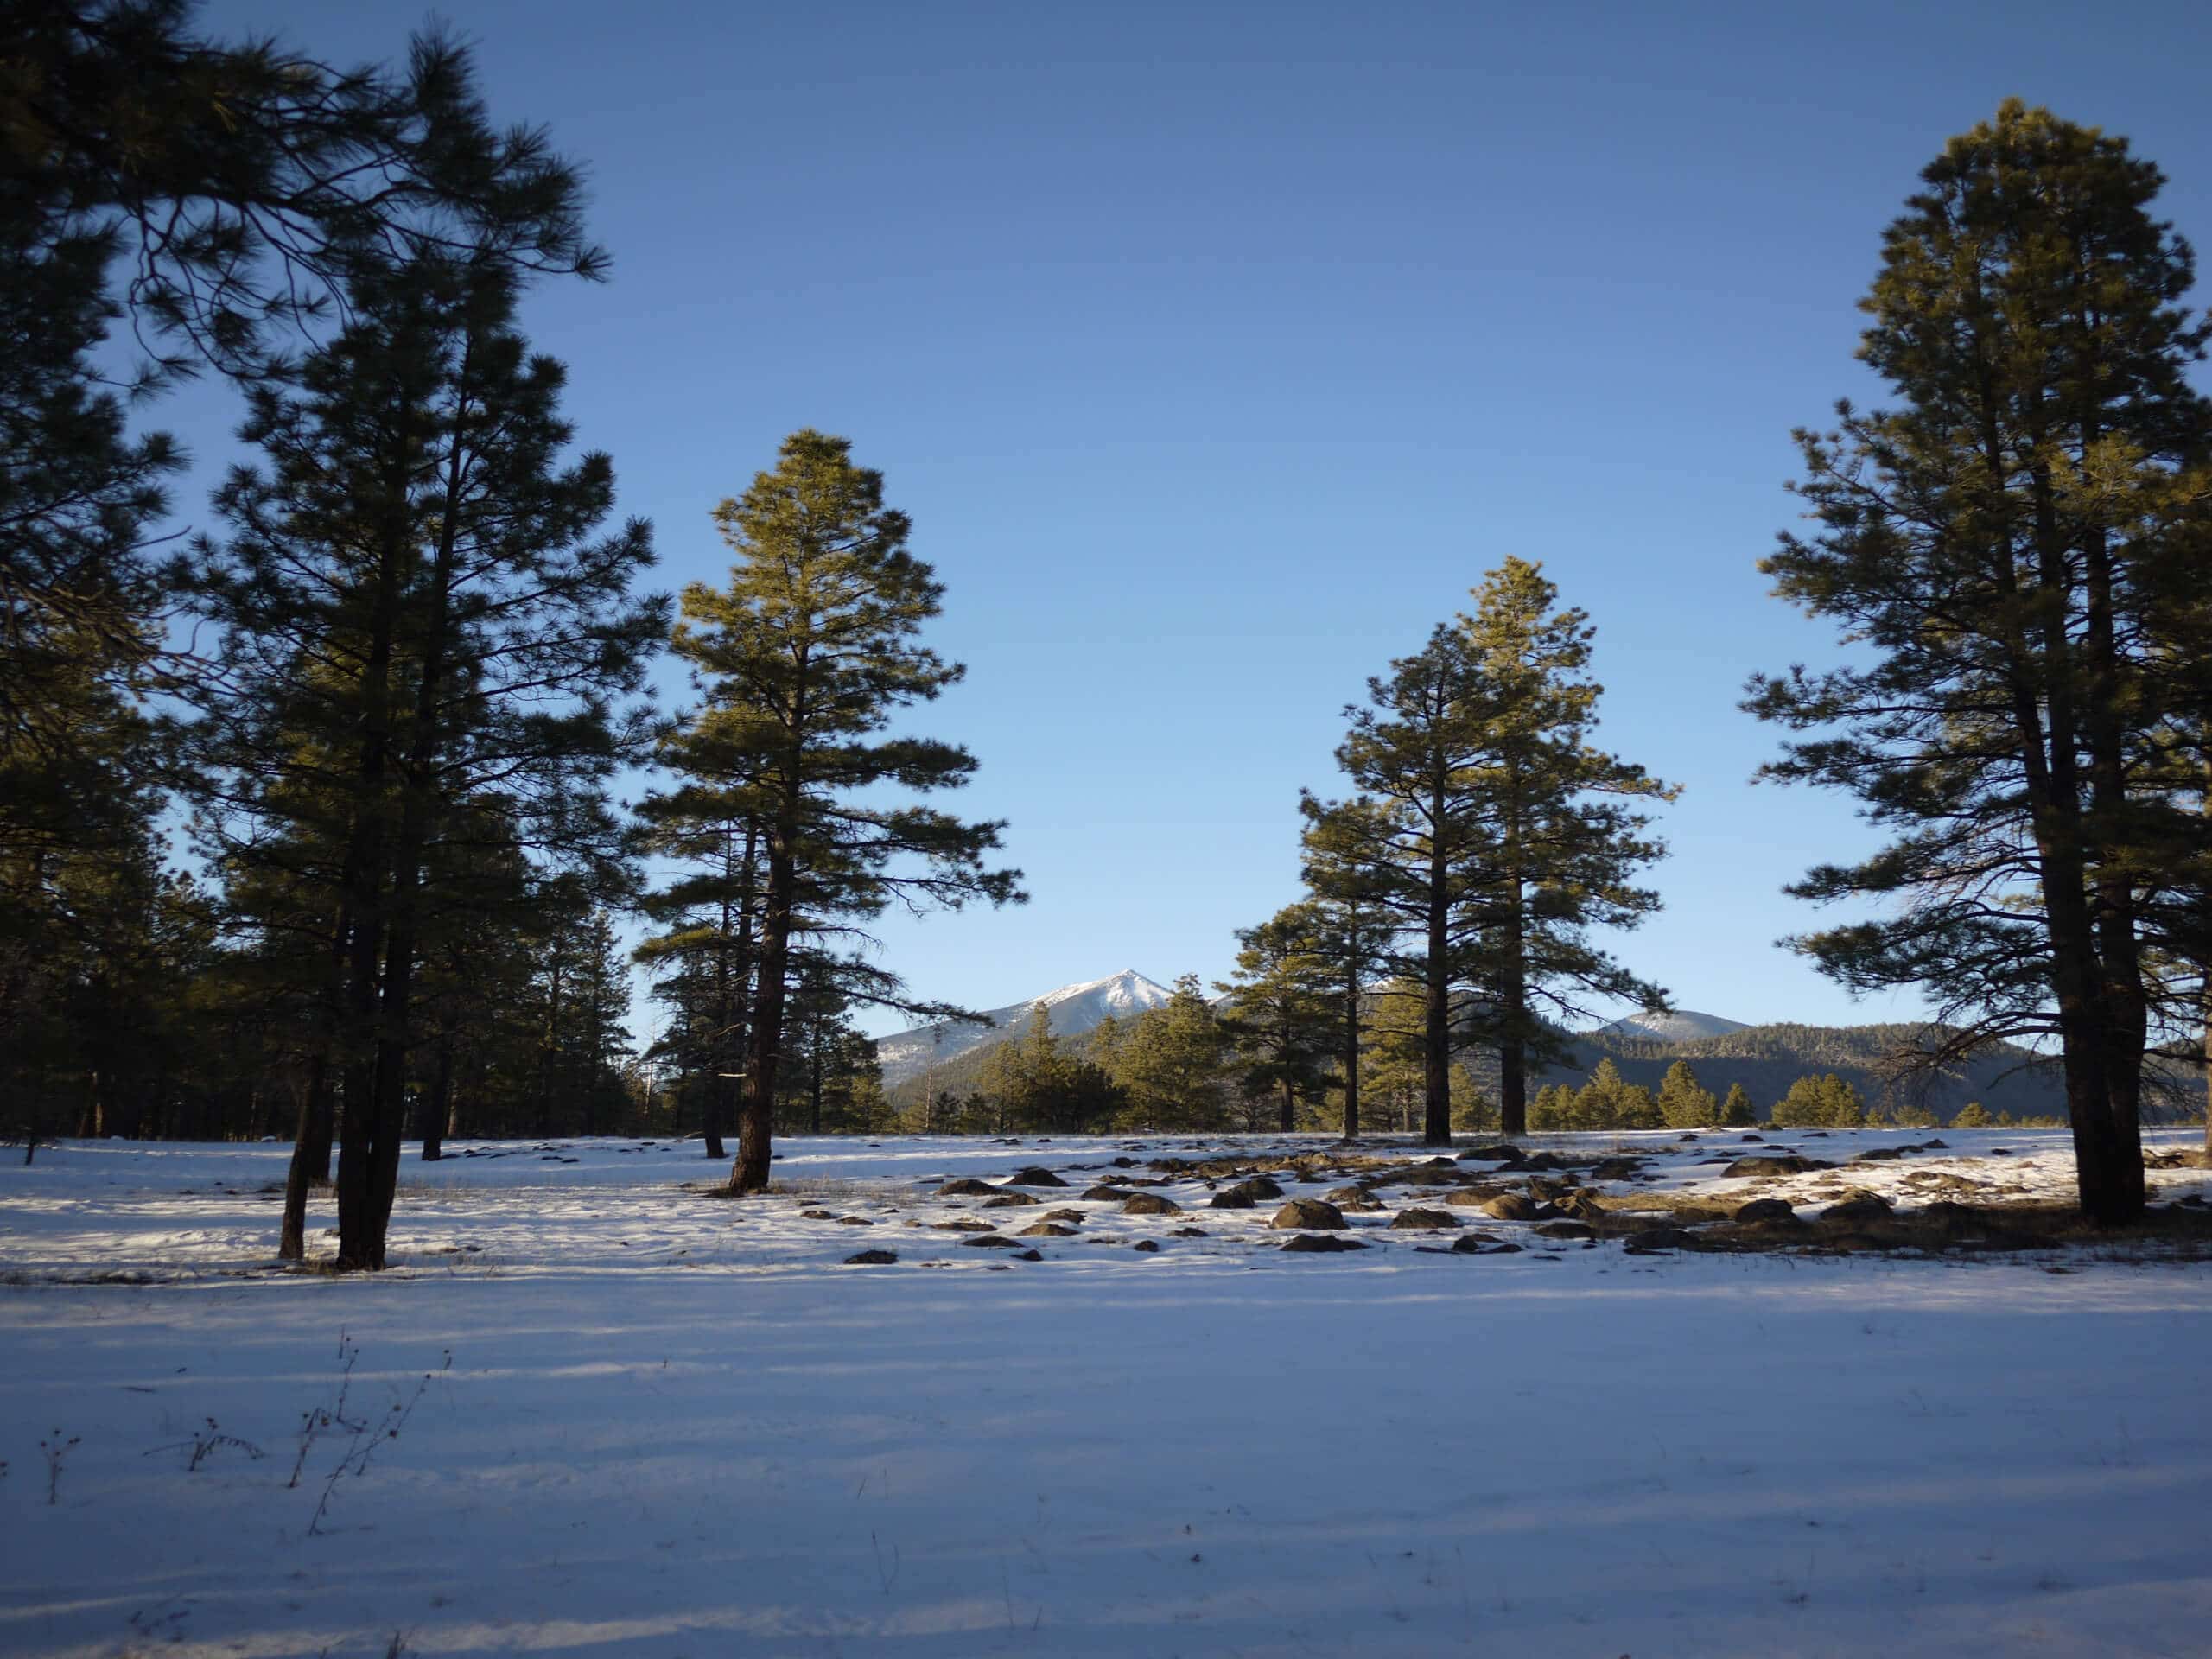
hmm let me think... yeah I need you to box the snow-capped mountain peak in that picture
[874,970,1174,1086]
[1599,1008,1748,1044]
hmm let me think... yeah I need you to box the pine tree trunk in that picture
[1339,977,1361,1142]
[330,474,405,1270]
[2019,460,2144,1225]
[1422,834,1453,1147]
[536,958,562,1138]
[702,1072,727,1160]
[1497,875,1529,1137]
[1279,1076,1294,1134]
[731,827,795,1193]
[278,1060,334,1262]
[420,1036,453,1161]
[810,1024,823,1135]
[706,837,734,1160]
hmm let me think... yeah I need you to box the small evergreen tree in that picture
[1217,903,1334,1132]
[1657,1060,1719,1129]
[1718,1082,1756,1128]
[1529,1081,1577,1130]
[1102,976,1231,1131]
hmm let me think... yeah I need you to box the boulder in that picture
[1041,1208,1086,1223]
[1480,1193,1542,1222]
[835,1215,873,1225]
[981,1192,1039,1208]
[931,1217,995,1231]
[1132,1239,1161,1253]
[1004,1166,1068,1187]
[1444,1185,1509,1207]
[1823,1192,1896,1223]
[799,1208,836,1220]
[1321,1185,1386,1212]
[1457,1144,1523,1163]
[1725,1155,1821,1178]
[1279,1233,1368,1253]
[1732,1198,1797,1224]
[1208,1179,1278,1210]
[936,1179,996,1197]
[1079,1184,1129,1200]
[1018,1222,1078,1237]
[1452,1234,1522,1255]
[959,1234,1021,1249]
[1012,1248,1044,1261]
[1389,1207,1461,1230]
[843,1249,898,1265]
[1172,1226,1210,1237]
[1121,1192,1182,1216]
[1268,1198,1347,1230]
[1388,1166,1464,1187]
[1852,1147,1906,1162]
[1533,1220,1595,1240]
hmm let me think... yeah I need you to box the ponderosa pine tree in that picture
[667,431,1021,1193]
[1302,628,1497,1146]
[14,4,605,384]
[1452,560,1676,1135]
[1747,102,2212,1224]
[0,200,181,927]
[1217,904,1335,1132]
[184,247,662,1268]
[5,6,606,965]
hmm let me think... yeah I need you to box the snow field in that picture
[2,1130,2209,1657]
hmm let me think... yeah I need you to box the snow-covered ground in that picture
[2,1129,2209,1657]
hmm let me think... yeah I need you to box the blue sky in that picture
[181,0,2212,1040]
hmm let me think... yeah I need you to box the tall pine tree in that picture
[184,247,662,1268]
[661,431,1020,1193]
[1747,102,2212,1222]
[1452,559,1675,1135]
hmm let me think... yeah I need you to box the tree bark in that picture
[420,1035,453,1161]
[1497,872,1528,1137]
[1421,824,1453,1147]
[731,827,793,1192]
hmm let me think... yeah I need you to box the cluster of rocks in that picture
[820,1135,2083,1266]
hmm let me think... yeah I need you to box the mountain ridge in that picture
[873,970,2113,1122]
[875,969,1173,1087]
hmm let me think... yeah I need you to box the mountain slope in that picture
[876,969,1173,1090]
[1535,1020,2074,1121]
[1599,1009,1748,1044]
